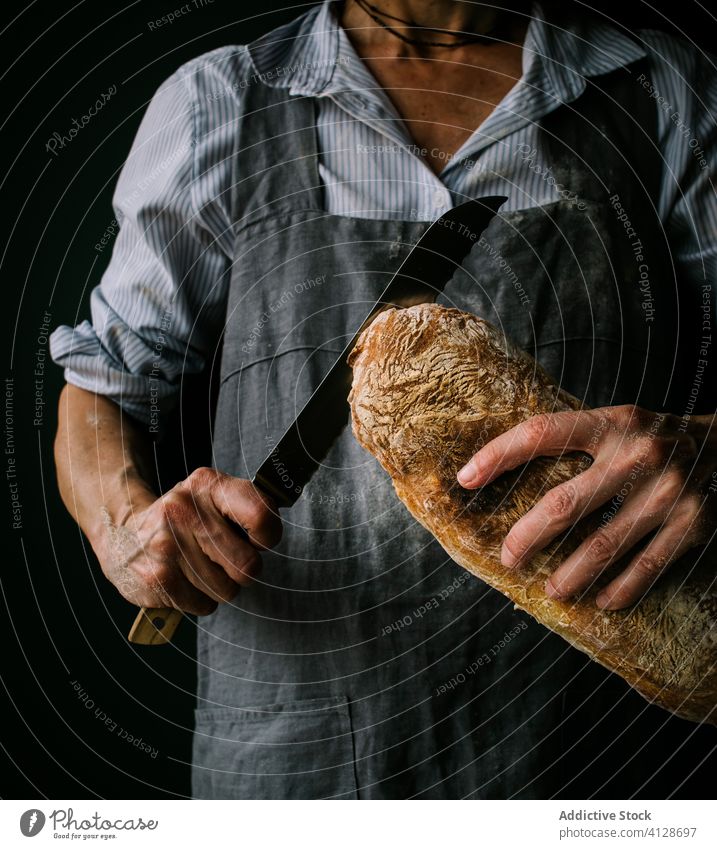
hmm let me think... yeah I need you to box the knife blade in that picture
[129,195,506,644]
[253,195,507,508]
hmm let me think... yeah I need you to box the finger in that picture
[595,519,698,610]
[136,553,219,616]
[192,512,263,587]
[209,474,283,550]
[544,481,671,600]
[175,534,244,604]
[457,410,595,489]
[157,577,219,617]
[501,459,634,568]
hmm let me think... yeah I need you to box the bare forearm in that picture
[54,384,156,545]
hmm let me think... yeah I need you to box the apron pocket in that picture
[191,695,358,799]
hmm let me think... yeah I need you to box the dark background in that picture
[1,1,716,799]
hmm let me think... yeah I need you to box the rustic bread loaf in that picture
[348,303,716,725]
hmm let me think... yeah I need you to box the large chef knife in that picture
[129,196,507,644]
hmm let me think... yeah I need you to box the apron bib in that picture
[191,64,702,799]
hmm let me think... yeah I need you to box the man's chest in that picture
[356,55,522,175]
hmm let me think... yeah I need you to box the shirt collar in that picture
[247,1,647,104]
[247,1,340,96]
[524,2,646,106]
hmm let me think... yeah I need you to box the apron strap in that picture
[542,57,661,208]
[230,77,323,228]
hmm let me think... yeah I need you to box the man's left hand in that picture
[457,404,717,610]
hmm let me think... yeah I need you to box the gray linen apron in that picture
[191,59,710,798]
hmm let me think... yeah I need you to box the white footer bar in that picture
[2,799,714,849]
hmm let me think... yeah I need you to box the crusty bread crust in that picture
[348,304,716,725]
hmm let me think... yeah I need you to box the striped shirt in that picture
[50,0,717,426]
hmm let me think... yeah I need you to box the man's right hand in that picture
[96,467,282,615]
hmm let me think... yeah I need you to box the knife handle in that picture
[128,607,183,645]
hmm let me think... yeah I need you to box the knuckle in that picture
[162,495,194,527]
[187,466,218,493]
[632,554,666,581]
[524,413,555,444]
[612,404,639,427]
[585,528,618,562]
[240,498,266,530]
[543,483,578,520]
[655,472,685,506]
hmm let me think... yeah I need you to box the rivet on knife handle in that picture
[128,607,183,645]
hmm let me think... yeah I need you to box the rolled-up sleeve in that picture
[50,59,234,430]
